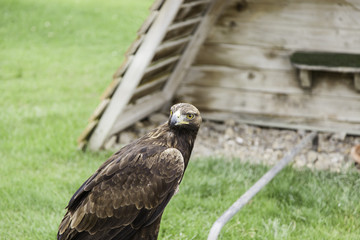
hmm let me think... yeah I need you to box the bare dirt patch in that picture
[111,113,360,172]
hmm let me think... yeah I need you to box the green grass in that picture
[0,0,152,239]
[1,0,360,239]
[161,159,360,239]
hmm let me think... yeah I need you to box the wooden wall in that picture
[178,0,360,134]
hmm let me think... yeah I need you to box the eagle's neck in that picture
[169,126,198,169]
[149,122,198,168]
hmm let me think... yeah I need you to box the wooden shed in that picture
[78,0,360,150]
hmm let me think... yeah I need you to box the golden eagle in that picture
[58,103,202,240]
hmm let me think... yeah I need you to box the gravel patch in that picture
[111,113,360,172]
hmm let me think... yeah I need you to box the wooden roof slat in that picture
[89,99,111,122]
[150,0,165,11]
[109,92,167,136]
[202,111,360,136]
[131,74,170,102]
[88,0,183,150]
[156,36,192,53]
[163,0,230,99]
[124,35,145,57]
[180,0,211,9]
[113,55,134,79]
[137,11,159,35]
[167,16,202,31]
[77,120,99,146]
[144,55,180,75]
[101,77,121,100]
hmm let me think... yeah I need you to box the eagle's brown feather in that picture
[58,103,201,240]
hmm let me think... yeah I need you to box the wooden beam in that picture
[167,16,203,31]
[88,0,184,150]
[180,0,211,9]
[156,36,192,53]
[220,1,360,31]
[109,92,167,136]
[293,64,360,73]
[150,0,165,11]
[163,0,230,100]
[113,55,134,79]
[196,43,293,71]
[144,55,180,75]
[131,74,169,101]
[178,85,360,123]
[100,77,121,100]
[208,21,360,53]
[89,99,110,122]
[201,111,360,136]
[185,65,360,99]
[77,120,99,147]
[137,11,159,35]
[355,73,360,91]
[299,69,312,88]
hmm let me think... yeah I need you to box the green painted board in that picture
[290,51,360,68]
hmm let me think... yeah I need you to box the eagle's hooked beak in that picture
[170,110,189,126]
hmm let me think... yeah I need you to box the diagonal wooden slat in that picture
[167,16,203,31]
[156,36,192,53]
[163,0,230,99]
[144,55,180,75]
[131,74,170,102]
[88,0,184,150]
[180,0,211,9]
[109,92,168,137]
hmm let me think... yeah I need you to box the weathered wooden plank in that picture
[185,66,360,99]
[178,85,360,123]
[124,36,145,57]
[293,64,360,73]
[174,2,209,22]
[355,73,360,91]
[181,0,211,9]
[100,77,121,100]
[88,0,183,150]
[150,0,165,11]
[140,67,175,87]
[163,24,197,42]
[89,99,111,122]
[201,111,360,136]
[77,140,87,151]
[299,69,312,88]
[131,74,169,102]
[245,0,359,5]
[113,55,134,79]
[156,36,191,53]
[137,11,159,35]
[77,120,99,145]
[163,0,230,99]
[222,0,360,30]
[195,43,293,70]
[109,92,167,136]
[144,55,180,75]
[153,45,186,63]
[207,21,360,53]
[168,16,202,31]
[153,37,191,61]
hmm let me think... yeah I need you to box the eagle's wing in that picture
[58,147,184,239]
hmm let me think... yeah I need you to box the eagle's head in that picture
[168,103,202,131]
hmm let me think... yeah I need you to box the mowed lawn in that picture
[1,0,360,239]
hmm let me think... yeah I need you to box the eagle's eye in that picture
[186,113,195,120]
[170,110,173,116]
